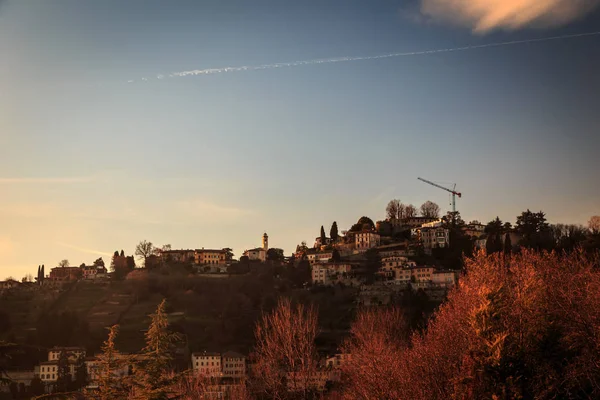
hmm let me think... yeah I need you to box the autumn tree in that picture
[330,221,339,243]
[130,299,180,400]
[97,325,129,399]
[253,298,318,399]
[420,201,440,218]
[135,240,155,267]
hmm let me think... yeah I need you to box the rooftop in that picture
[222,351,245,359]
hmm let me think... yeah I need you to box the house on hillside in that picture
[38,347,86,384]
[49,267,82,281]
[158,249,195,264]
[222,351,246,378]
[355,231,381,252]
[420,227,450,255]
[194,248,232,265]
[0,279,20,290]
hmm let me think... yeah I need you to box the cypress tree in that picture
[330,221,339,243]
[320,225,327,245]
[37,266,40,283]
[503,232,512,254]
[41,265,44,282]
[56,351,72,393]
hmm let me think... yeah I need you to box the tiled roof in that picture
[222,351,245,359]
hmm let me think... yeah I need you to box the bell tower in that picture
[262,232,269,251]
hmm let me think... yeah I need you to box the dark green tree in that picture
[266,248,285,262]
[74,353,87,390]
[331,248,341,262]
[515,209,552,250]
[330,221,339,242]
[29,376,45,396]
[131,299,180,400]
[320,225,327,245]
[503,232,512,254]
[55,350,71,393]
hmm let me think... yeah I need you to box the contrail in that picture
[132,31,600,82]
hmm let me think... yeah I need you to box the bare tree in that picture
[386,200,400,220]
[135,240,155,267]
[420,201,441,218]
[253,298,318,399]
[589,216,600,234]
[58,259,70,268]
[341,307,410,399]
[405,204,417,218]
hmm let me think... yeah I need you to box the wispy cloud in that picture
[55,242,112,257]
[421,0,600,33]
[0,176,93,184]
[129,31,600,83]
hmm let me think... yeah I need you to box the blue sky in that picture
[1,0,599,278]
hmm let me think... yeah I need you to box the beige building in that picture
[192,352,222,377]
[159,249,195,263]
[307,251,334,265]
[355,231,381,252]
[421,227,450,254]
[195,249,230,265]
[38,347,86,383]
[311,262,352,286]
[432,270,459,288]
[222,351,246,378]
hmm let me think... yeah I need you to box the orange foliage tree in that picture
[338,250,600,399]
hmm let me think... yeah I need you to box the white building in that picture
[192,352,222,377]
[222,351,246,378]
[355,231,381,252]
[244,232,269,262]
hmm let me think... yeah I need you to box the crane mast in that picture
[417,177,462,213]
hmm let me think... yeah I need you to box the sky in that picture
[1,0,599,278]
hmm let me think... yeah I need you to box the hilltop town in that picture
[1,200,599,398]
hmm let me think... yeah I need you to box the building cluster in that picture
[304,216,471,294]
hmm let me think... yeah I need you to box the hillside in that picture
[0,263,359,361]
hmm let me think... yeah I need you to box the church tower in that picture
[262,232,269,251]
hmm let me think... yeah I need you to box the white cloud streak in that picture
[55,242,112,257]
[131,31,600,83]
[421,0,600,33]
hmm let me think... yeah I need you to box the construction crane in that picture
[417,177,462,213]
